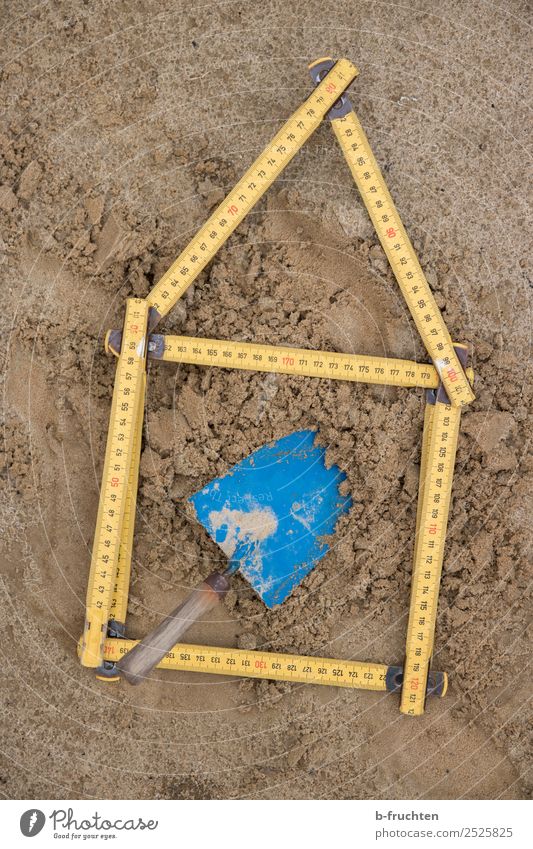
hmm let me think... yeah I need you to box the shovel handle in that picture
[117,572,231,685]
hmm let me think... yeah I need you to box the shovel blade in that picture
[189,430,351,608]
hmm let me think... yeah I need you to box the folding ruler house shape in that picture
[79,58,474,716]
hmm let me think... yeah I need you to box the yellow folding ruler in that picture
[80,299,149,668]
[309,58,474,409]
[106,330,474,390]
[80,57,474,714]
[146,57,359,330]
[400,345,468,714]
[84,637,448,698]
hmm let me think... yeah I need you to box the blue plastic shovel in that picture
[118,430,351,684]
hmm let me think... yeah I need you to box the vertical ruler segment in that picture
[109,371,146,628]
[146,58,358,328]
[400,399,461,714]
[80,299,149,668]
[92,638,445,696]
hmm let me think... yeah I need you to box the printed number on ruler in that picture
[400,399,461,715]
[80,299,149,668]
[330,112,474,408]
[146,58,358,326]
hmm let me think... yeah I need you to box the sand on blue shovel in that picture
[189,430,351,608]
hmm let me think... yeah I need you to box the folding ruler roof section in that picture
[80,57,474,716]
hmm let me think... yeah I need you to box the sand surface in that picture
[0,1,531,799]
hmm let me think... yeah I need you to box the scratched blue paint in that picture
[189,430,351,608]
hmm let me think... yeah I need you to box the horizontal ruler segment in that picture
[80,299,149,668]
[146,58,358,329]
[106,330,474,390]
[96,638,447,696]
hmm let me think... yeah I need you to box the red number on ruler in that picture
[386,227,397,238]
[227,204,238,216]
[325,83,336,93]
[111,477,120,487]
[447,368,458,382]
[429,524,437,535]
